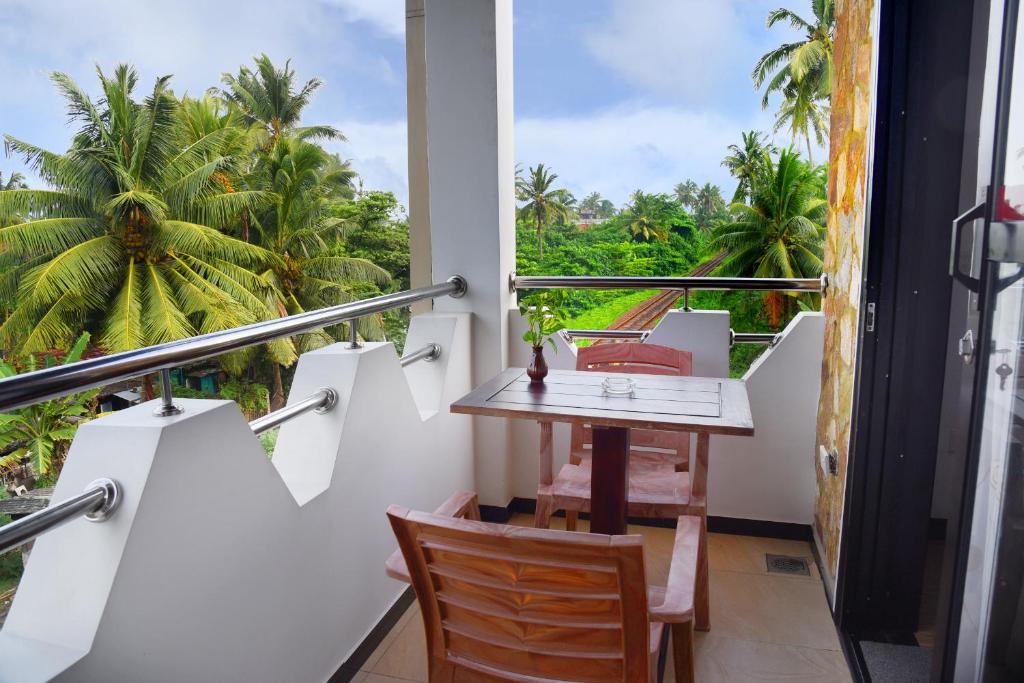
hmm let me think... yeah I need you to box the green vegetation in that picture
[712,149,826,325]
[519,291,567,351]
[0,332,96,477]
[0,55,413,484]
[516,163,574,258]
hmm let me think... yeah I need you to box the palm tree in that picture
[673,180,700,210]
[0,171,28,232]
[218,54,343,148]
[0,65,278,356]
[712,149,826,325]
[623,191,674,242]
[0,171,26,191]
[516,163,570,258]
[579,192,616,219]
[774,85,830,163]
[178,95,262,241]
[753,0,835,106]
[248,137,390,407]
[694,183,727,230]
[0,332,96,478]
[754,0,835,160]
[722,131,775,203]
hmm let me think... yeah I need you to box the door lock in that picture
[959,329,975,364]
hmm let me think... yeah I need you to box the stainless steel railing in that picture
[0,478,121,555]
[731,331,781,347]
[400,342,442,367]
[249,388,338,436]
[560,329,649,341]
[561,328,782,347]
[0,277,466,414]
[511,273,826,293]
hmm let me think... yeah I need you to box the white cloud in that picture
[583,0,801,108]
[516,104,784,208]
[585,0,743,102]
[323,102,825,216]
[325,0,405,38]
[327,120,409,205]
[0,0,404,188]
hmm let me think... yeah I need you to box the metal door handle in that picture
[949,202,986,291]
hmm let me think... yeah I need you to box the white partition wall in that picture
[708,313,824,523]
[646,309,730,379]
[0,313,473,682]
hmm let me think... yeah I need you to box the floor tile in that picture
[368,609,428,682]
[353,673,419,683]
[709,569,841,651]
[360,603,419,673]
[708,533,820,580]
[692,633,853,682]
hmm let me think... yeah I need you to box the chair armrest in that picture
[385,491,481,583]
[648,516,700,623]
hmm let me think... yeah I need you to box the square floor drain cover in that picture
[766,554,811,576]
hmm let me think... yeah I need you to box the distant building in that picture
[577,209,605,230]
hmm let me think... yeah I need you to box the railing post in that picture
[348,319,361,349]
[153,368,184,417]
[683,288,693,312]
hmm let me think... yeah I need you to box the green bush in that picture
[219,379,270,416]
[0,490,24,593]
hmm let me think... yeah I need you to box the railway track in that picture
[603,251,729,334]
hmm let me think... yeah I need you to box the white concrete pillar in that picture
[422,0,516,505]
[405,0,432,314]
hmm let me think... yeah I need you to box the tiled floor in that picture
[352,514,853,682]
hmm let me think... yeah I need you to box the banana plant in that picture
[0,332,97,478]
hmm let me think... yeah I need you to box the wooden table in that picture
[451,368,754,535]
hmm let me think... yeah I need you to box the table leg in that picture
[694,432,710,631]
[534,421,554,528]
[589,425,630,535]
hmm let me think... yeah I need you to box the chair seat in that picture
[540,460,705,519]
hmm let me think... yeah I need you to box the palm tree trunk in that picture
[537,225,544,258]
[141,374,156,402]
[806,134,814,165]
[271,363,286,411]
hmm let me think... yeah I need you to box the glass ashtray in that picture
[601,377,636,396]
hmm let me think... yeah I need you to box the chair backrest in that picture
[576,342,692,376]
[386,507,653,682]
[573,343,692,468]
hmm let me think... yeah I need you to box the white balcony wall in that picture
[506,310,824,525]
[0,313,472,682]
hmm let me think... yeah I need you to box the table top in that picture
[450,368,754,436]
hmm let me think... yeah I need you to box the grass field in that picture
[562,290,656,332]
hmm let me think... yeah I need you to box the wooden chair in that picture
[386,491,699,683]
[537,343,697,533]
[534,343,712,632]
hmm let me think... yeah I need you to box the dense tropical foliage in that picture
[712,149,826,324]
[0,332,96,477]
[0,66,277,356]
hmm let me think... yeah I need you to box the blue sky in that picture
[0,0,811,209]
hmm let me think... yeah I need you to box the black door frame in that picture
[834,0,985,677]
